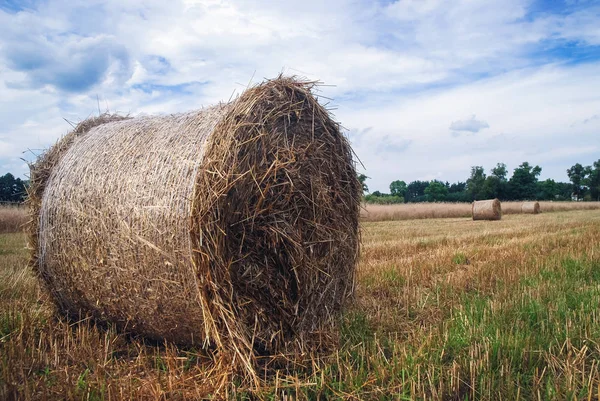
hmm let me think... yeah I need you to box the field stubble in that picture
[1,210,600,399]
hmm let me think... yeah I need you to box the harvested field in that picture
[362,201,600,221]
[2,210,600,399]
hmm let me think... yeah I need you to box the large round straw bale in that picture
[472,199,502,220]
[521,201,541,214]
[28,77,360,368]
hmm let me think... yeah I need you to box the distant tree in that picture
[389,180,407,199]
[357,173,369,194]
[363,191,404,204]
[424,180,448,202]
[508,162,542,200]
[449,182,466,193]
[587,159,600,201]
[491,163,508,181]
[466,166,487,200]
[446,182,468,202]
[406,180,430,202]
[0,173,27,203]
[555,182,574,200]
[481,177,497,199]
[536,179,558,200]
[486,163,509,199]
[567,163,587,200]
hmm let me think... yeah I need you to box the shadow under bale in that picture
[27,77,361,380]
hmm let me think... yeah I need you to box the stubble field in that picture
[1,209,600,399]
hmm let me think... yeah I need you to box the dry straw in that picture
[521,201,541,214]
[472,199,502,220]
[27,77,361,381]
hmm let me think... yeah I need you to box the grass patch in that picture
[452,252,469,265]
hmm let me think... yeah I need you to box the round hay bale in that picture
[28,77,360,369]
[472,199,502,220]
[521,201,541,214]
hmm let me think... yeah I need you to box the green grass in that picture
[452,252,469,265]
[274,257,600,400]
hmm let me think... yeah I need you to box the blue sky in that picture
[0,0,599,192]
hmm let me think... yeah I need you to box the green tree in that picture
[555,182,574,200]
[424,180,448,202]
[446,182,469,202]
[466,166,486,200]
[0,173,27,203]
[586,159,600,201]
[486,163,509,199]
[536,179,558,200]
[406,180,429,202]
[389,180,407,199]
[357,173,369,194]
[566,163,587,200]
[449,182,466,193]
[491,163,508,181]
[508,162,542,200]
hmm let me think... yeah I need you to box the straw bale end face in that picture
[472,199,502,220]
[192,78,361,355]
[28,77,361,370]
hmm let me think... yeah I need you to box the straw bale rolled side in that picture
[472,199,502,220]
[28,77,360,369]
[521,201,541,214]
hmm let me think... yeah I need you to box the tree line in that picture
[360,160,600,204]
[2,160,600,205]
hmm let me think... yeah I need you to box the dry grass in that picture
[362,201,600,221]
[0,205,27,233]
[2,210,600,399]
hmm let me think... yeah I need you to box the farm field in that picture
[1,210,600,399]
[2,201,600,233]
[361,201,600,221]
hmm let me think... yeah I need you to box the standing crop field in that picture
[1,210,600,399]
[0,205,27,234]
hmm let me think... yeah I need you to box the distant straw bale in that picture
[472,199,502,220]
[521,201,541,214]
[27,77,361,376]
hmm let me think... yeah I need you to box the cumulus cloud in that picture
[375,136,412,155]
[344,62,600,191]
[449,116,490,134]
[2,34,131,92]
[0,0,599,192]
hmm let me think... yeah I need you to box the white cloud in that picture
[449,116,490,133]
[344,62,600,191]
[0,0,598,192]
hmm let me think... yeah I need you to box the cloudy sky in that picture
[0,0,598,192]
